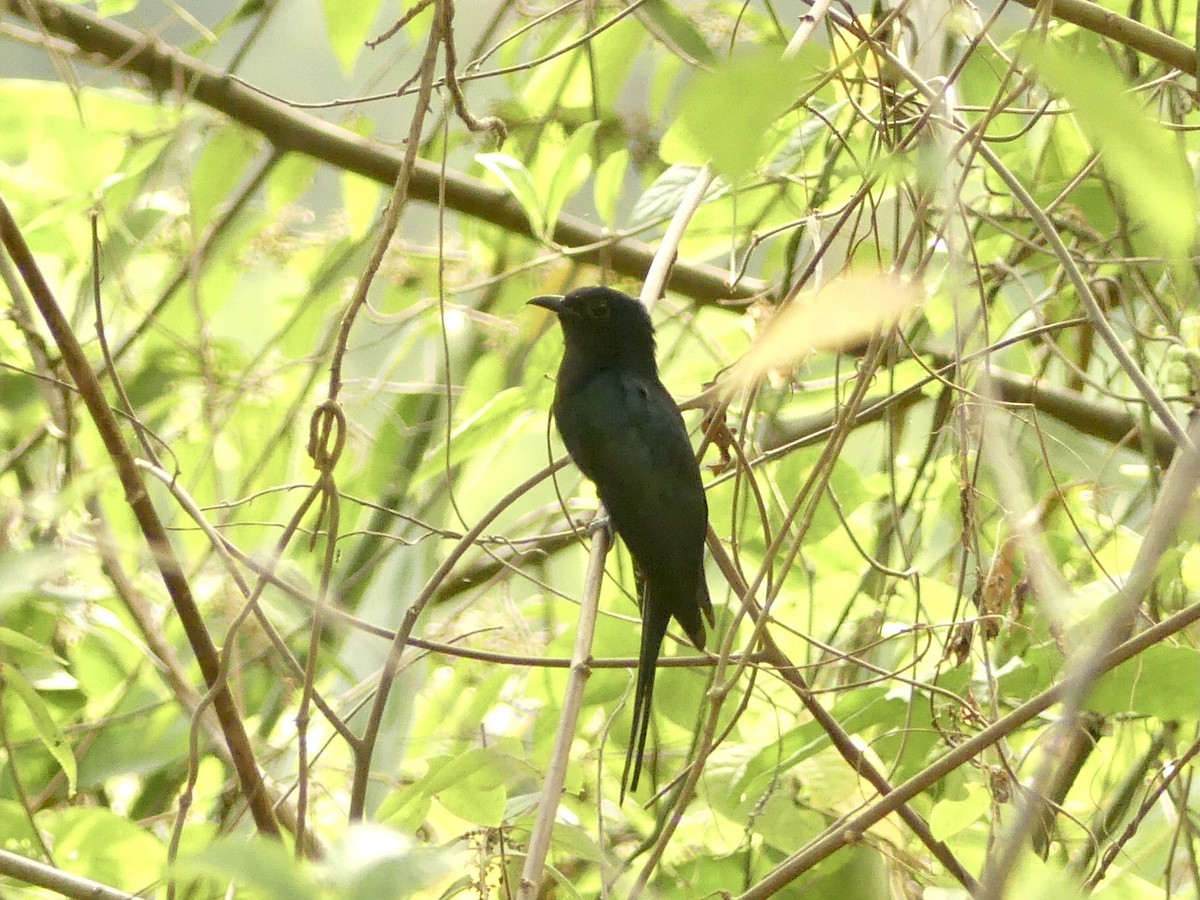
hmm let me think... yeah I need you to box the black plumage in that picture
[529,285,713,797]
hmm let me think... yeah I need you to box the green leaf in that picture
[477,153,546,237]
[322,0,388,76]
[629,163,726,226]
[929,787,989,840]
[0,548,63,613]
[98,0,139,14]
[638,0,717,66]
[0,798,42,850]
[50,808,165,886]
[181,835,317,900]
[190,125,259,229]
[413,387,527,486]
[521,35,592,117]
[0,626,65,663]
[377,785,433,833]
[1028,40,1196,257]
[341,170,383,240]
[544,121,600,235]
[521,19,644,115]
[421,747,519,795]
[1088,645,1200,720]
[676,48,817,179]
[768,100,845,172]
[438,779,506,826]
[419,748,520,827]
[324,825,451,900]
[230,0,267,24]
[593,148,629,227]
[734,686,898,794]
[267,153,318,211]
[1,663,77,794]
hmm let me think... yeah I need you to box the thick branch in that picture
[12,0,761,305]
[1009,0,1196,75]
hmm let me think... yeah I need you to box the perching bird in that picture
[528,285,713,797]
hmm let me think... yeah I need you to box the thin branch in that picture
[0,195,280,838]
[517,523,610,899]
[0,849,135,900]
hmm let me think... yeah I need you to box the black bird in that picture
[529,285,714,797]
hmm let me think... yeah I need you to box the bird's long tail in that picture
[621,600,671,801]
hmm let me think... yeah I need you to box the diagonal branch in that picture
[11,0,760,305]
[0,194,281,839]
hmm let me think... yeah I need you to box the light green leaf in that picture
[51,808,165,885]
[544,121,600,235]
[521,19,643,115]
[0,548,62,613]
[322,0,387,76]
[325,825,452,900]
[2,664,77,794]
[0,626,65,663]
[341,171,383,240]
[629,163,726,226]
[676,49,818,179]
[98,0,139,14]
[438,780,506,827]
[1029,40,1196,257]
[1088,645,1200,719]
[477,153,546,237]
[421,747,515,795]
[929,787,989,840]
[181,835,317,900]
[593,148,629,227]
[191,126,259,229]
[377,786,432,833]
[414,387,526,485]
[638,0,716,66]
[267,153,318,211]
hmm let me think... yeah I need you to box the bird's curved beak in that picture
[527,295,565,313]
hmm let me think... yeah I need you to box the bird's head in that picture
[528,286,656,365]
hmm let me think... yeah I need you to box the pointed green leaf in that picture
[2,663,77,794]
[1029,40,1196,257]
[544,121,599,234]
[477,153,546,237]
[322,0,387,76]
[593,148,629,227]
[677,49,817,179]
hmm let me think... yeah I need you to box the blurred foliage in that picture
[3,1,1200,898]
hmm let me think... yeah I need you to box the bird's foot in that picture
[587,515,611,538]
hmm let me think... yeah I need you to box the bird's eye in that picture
[586,299,609,319]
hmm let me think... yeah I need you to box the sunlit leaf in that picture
[593,148,629,227]
[182,835,317,900]
[1088,645,1200,719]
[477,152,546,236]
[2,663,77,794]
[1029,40,1196,257]
[724,273,922,394]
[544,121,599,235]
[323,0,388,76]
[677,48,819,178]
[638,0,716,66]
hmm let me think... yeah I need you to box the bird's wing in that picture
[557,368,708,603]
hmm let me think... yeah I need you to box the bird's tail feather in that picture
[621,601,670,802]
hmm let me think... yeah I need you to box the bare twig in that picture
[517,523,610,899]
[0,195,280,838]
